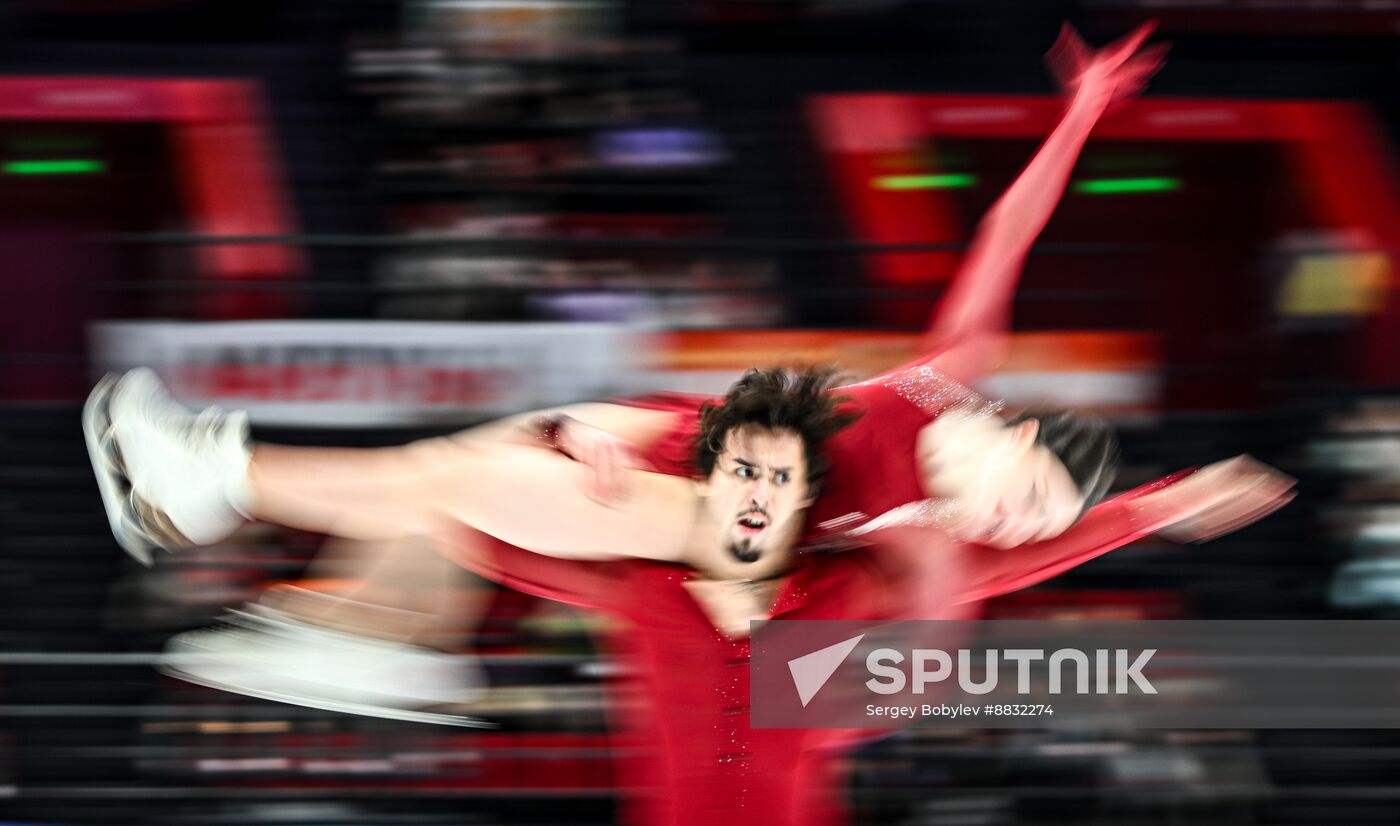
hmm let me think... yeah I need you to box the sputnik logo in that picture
[787,634,865,707]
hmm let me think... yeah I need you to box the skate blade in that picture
[156,657,498,729]
[83,373,156,565]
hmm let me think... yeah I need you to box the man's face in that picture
[698,425,813,580]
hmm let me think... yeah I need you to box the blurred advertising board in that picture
[646,329,1160,420]
[90,321,641,427]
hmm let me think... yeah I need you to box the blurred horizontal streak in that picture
[855,786,1400,801]
[28,745,625,759]
[0,705,384,717]
[0,558,318,572]
[383,181,723,197]
[118,561,329,574]
[27,655,1400,672]
[0,653,592,666]
[100,282,1135,300]
[10,786,613,799]
[400,53,682,69]
[99,233,1135,255]
[864,743,1400,759]
[0,354,87,365]
[3,159,107,176]
[0,465,90,479]
[14,784,1400,801]
[0,703,594,717]
[21,741,1400,760]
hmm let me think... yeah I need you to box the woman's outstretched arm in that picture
[871,457,1294,613]
[915,23,1167,383]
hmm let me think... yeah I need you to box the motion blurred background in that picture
[3,1,1400,824]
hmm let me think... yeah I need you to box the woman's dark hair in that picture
[695,366,861,493]
[1007,408,1120,510]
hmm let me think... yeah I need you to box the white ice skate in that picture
[84,368,251,564]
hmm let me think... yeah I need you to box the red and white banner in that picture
[90,321,641,427]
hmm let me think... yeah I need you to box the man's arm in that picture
[451,402,683,453]
[922,23,1166,383]
[449,401,688,503]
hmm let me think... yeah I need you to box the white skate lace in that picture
[130,370,236,454]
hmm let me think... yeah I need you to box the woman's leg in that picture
[244,437,696,562]
[159,533,492,725]
[97,368,696,561]
[263,535,489,650]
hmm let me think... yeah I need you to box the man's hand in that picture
[1047,21,1169,114]
[556,417,644,505]
[1155,456,1296,543]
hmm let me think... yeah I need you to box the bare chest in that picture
[682,577,782,640]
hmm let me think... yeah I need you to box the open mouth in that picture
[736,513,769,536]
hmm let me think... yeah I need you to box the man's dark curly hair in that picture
[695,366,861,493]
[1006,408,1120,512]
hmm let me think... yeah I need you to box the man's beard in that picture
[728,538,761,564]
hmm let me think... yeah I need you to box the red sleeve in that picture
[841,470,1199,617]
[614,393,706,478]
[437,528,626,614]
[944,470,1199,606]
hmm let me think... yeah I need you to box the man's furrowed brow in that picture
[732,457,793,475]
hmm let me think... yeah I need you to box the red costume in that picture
[452,360,1197,826]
